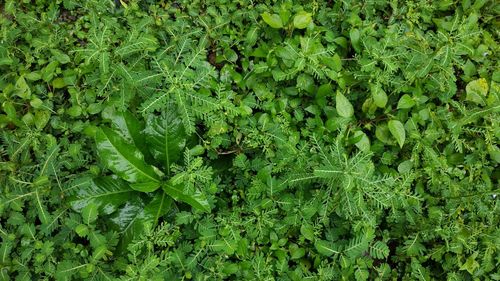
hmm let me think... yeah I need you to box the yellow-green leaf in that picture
[293,11,312,29]
[261,12,283,29]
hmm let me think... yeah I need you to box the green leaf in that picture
[336,91,354,118]
[293,11,312,29]
[290,245,306,259]
[315,240,340,256]
[143,192,173,224]
[102,109,149,157]
[353,130,370,152]
[466,78,488,105]
[82,203,98,225]
[163,183,210,212]
[388,120,406,148]
[397,94,416,109]
[300,224,315,241]
[144,110,186,175]
[69,177,135,215]
[372,85,388,108]
[110,199,148,252]
[261,12,283,29]
[95,127,162,189]
[370,241,390,259]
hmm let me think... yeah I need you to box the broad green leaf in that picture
[102,109,149,156]
[15,76,31,99]
[332,53,342,72]
[336,92,354,118]
[388,120,406,148]
[163,183,211,212]
[353,130,370,152]
[466,78,488,105]
[293,11,312,29]
[397,94,416,109]
[82,203,98,224]
[290,245,306,259]
[372,84,388,108]
[315,240,340,256]
[143,192,173,224]
[96,127,162,189]
[300,224,315,241]
[261,12,283,29]
[69,176,134,215]
[110,199,148,252]
[144,110,186,175]
[375,123,393,144]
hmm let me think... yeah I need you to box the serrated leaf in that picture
[261,12,283,29]
[144,109,186,175]
[96,127,162,189]
[388,120,406,148]
[336,92,354,118]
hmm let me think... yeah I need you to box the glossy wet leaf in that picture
[163,183,210,212]
[144,109,186,175]
[95,127,162,188]
[68,177,135,215]
[102,109,149,157]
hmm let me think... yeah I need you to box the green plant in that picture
[69,104,215,249]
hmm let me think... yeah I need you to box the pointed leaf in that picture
[144,110,186,175]
[110,199,147,252]
[261,12,283,29]
[96,127,162,187]
[111,194,173,252]
[336,92,354,118]
[143,192,173,224]
[102,109,149,157]
[82,203,98,225]
[388,120,406,148]
[163,183,211,212]
[372,85,388,108]
[315,240,340,256]
[69,177,135,215]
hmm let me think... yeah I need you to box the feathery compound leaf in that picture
[370,241,390,259]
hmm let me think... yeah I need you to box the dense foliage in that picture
[1,0,499,280]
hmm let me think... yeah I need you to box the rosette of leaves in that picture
[69,105,213,249]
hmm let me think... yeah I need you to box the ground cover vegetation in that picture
[0,0,499,280]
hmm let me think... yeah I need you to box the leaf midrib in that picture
[102,129,159,183]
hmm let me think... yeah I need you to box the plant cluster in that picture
[0,0,499,280]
